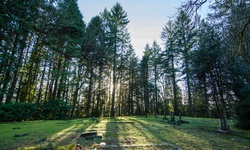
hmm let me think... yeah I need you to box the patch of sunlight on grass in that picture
[14,119,90,149]
[85,120,108,133]
[114,117,159,145]
[19,124,85,149]
[169,127,211,149]
[48,124,82,143]
[2,116,250,150]
[127,116,213,149]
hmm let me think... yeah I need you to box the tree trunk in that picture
[86,67,93,118]
[45,57,53,101]
[6,38,26,103]
[130,72,134,115]
[154,63,158,116]
[95,65,103,117]
[57,57,67,99]
[0,33,20,103]
[144,59,149,115]
[203,75,209,118]
[171,55,178,115]
[37,60,47,103]
[71,87,79,118]
[52,55,61,100]
[111,33,117,117]
[186,60,193,116]
[217,79,229,130]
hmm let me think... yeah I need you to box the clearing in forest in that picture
[0,116,250,149]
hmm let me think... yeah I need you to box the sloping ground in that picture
[0,116,249,149]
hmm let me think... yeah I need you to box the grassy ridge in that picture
[0,116,249,149]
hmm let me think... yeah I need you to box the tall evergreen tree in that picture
[175,10,197,116]
[102,3,130,117]
[149,41,162,116]
[141,44,151,115]
[84,15,106,117]
[0,0,41,103]
[161,20,180,115]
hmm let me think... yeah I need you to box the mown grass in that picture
[0,119,93,149]
[0,116,249,149]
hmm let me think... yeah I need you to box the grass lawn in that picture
[0,116,249,150]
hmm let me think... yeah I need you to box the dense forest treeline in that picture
[0,0,249,129]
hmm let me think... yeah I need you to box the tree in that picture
[181,0,250,129]
[209,0,250,129]
[141,44,151,115]
[190,20,213,118]
[175,10,197,116]
[83,15,107,117]
[0,0,41,103]
[161,20,179,115]
[102,3,130,117]
[191,19,231,130]
[126,45,138,115]
[149,41,162,116]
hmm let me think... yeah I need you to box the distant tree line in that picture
[0,0,249,129]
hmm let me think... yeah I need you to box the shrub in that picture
[0,102,38,122]
[0,100,71,122]
[41,99,71,120]
[234,99,250,129]
[234,84,250,130]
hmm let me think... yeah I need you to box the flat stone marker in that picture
[80,131,97,137]
[80,131,102,139]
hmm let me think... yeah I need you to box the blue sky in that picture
[77,0,209,59]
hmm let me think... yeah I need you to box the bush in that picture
[0,99,71,122]
[41,99,71,120]
[234,83,250,130]
[0,102,38,122]
[234,99,250,129]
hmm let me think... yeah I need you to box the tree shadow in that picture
[169,121,250,149]
[101,117,173,149]
[128,117,170,143]
[102,117,137,149]
[130,117,250,149]
[105,121,120,146]
[128,117,202,149]
[12,119,95,150]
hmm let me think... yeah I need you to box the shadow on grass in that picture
[0,119,94,150]
[104,118,120,146]
[129,116,250,150]
[43,119,97,149]
[129,117,170,143]
[169,118,250,150]
[101,117,140,149]
[128,116,210,149]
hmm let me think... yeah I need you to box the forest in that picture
[0,0,249,130]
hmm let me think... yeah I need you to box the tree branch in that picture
[181,0,208,16]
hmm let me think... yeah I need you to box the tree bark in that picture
[111,32,117,117]
[86,66,93,118]
[186,60,193,116]
[37,60,47,103]
[171,55,178,115]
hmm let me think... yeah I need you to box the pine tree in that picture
[102,3,130,117]
[161,20,180,115]
[149,41,162,116]
[175,10,197,116]
[141,44,151,115]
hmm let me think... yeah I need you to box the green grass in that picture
[0,119,92,149]
[0,116,249,150]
